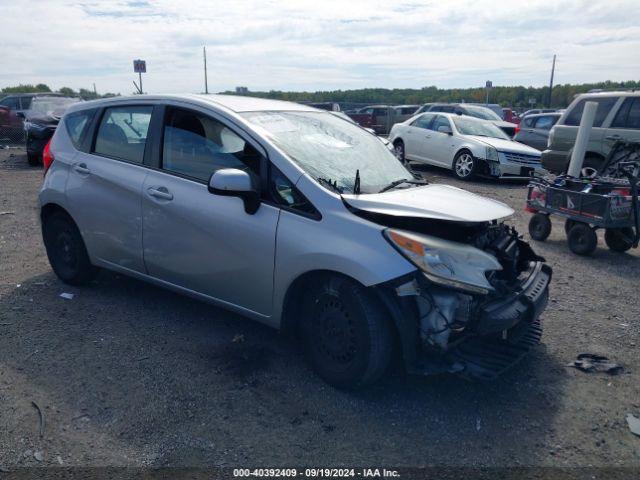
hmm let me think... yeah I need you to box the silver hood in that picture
[343,184,514,222]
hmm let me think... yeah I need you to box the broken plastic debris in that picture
[566,353,623,375]
[626,414,640,437]
[59,293,74,300]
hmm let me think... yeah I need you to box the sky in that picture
[1,0,639,95]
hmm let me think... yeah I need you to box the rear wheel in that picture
[452,150,477,180]
[394,140,407,165]
[300,274,393,389]
[27,152,40,166]
[604,227,634,252]
[43,211,98,285]
[567,222,598,256]
[528,213,552,241]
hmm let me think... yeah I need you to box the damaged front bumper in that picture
[377,260,552,381]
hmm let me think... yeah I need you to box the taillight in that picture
[514,123,520,135]
[42,140,54,175]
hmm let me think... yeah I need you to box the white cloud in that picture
[0,0,638,94]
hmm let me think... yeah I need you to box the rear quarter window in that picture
[563,97,618,127]
[65,109,96,150]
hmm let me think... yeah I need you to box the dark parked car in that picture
[422,103,517,137]
[0,93,64,145]
[24,96,81,165]
[514,113,561,151]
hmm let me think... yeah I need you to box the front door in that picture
[141,105,279,316]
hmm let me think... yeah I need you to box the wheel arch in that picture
[40,202,75,225]
[279,268,413,368]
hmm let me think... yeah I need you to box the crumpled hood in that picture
[466,135,541,156]
[342,184,514,222]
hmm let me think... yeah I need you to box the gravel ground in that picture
[1,147,639,469]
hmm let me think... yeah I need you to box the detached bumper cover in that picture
[448,262,552,380]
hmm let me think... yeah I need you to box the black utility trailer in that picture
[525,158,640,256]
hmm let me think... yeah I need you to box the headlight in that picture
[485,146,499,162]
[383,229,502,294]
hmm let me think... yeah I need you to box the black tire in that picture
[604,227,634,253]
[300,274,394,389]
[452,150,477,180]
[43,211,98,285]
[528,213,552,241]
[564,218,575,236]
[567,222,598,256]
[393,139,407,165]
[27,152,40,166]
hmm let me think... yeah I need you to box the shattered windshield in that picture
[453,116,509,140]
[242,111,412,194]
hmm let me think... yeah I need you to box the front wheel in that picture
[529,213,552,241]
[452,151,477,180]
[567,222,598,256]
[300,275,394,389]
[43,212,98,285]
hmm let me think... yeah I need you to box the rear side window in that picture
[564,97,617,127]
[94,106,152,164]
[412,114,434,129]
[612,98,640,129]
[0,97,20,109]
[534,115,556,130]
[20,97,33,110]
[65,110,96,149]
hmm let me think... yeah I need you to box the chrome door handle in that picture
[73,163,90,174]
[147,187,173,201]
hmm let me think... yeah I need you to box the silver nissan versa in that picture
[39,94,551,388]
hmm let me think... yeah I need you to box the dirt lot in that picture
[1,146,640,469]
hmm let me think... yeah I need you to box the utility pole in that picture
[547,54,556,108]
[203,46,209,94]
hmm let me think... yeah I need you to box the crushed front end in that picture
[375,219,552,380]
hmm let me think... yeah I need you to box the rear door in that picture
[65,104,154,272]
[404,113,435,162]
[141,104,279,316]
[560,96,618,156]
[606,97,640,147]
[528,115,557,150]
[423,115,455,166]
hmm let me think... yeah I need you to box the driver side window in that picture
[161,107,261,183]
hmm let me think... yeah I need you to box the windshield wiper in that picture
[353,169,361,195]
[378,178,427,194]
[317,177,343,194]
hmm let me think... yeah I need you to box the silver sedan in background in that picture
[389,112,544,180]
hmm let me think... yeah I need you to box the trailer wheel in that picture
[567,223,598,256]
[604,228,634,253]
[528,213,552,241]
[564,219,575,235]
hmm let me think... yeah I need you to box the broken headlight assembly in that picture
[485,145,499,162]
[383,229,502,295]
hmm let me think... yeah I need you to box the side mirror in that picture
[437,125,452,135]
[208,168,260,214]
[15,111,25,119]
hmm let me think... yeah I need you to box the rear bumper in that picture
[541,149,569,173]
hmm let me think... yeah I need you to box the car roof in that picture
[523,112,562,119]
[0,92,63,98]
[68,94,319,113]
[578,90,639,98]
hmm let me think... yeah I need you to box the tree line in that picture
[223,80,640,109]
[0,84,119,100]
[4,79,638,109]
